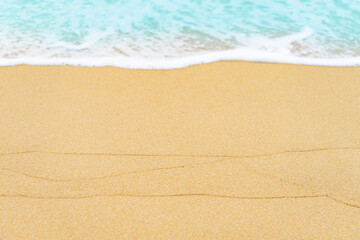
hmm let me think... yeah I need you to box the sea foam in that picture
[1,0,359,68]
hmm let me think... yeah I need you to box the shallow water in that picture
[1,0,360,68]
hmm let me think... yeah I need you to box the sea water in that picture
[0,0,359,68]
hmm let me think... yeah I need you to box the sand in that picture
[0,62,359,239]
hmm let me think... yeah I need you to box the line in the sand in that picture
[1,146,359,182]
[2,147,360,210]
[0,146,359,157]
[0,193,328,200]
[2,193,359,209]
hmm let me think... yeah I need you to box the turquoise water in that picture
[1,0,360,67]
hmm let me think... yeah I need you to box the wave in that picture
[1,27,359,69]
[1,0,359,68]
[1,49,360,69]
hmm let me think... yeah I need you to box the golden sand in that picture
[1,62,360,239]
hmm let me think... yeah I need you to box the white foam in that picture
[47,29,113,50]
[0,47,359,69]
[1,25,359,68]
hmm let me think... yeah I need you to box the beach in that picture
[1,62,360,239]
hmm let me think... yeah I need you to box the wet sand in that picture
[0,62,360,239]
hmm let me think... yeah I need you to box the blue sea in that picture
[0,0,360,68]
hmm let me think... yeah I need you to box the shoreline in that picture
[1,62,360,239]
[2,50,360,69]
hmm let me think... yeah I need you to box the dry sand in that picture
[0,62,360,239]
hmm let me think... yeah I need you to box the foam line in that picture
[0,48,360,69]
